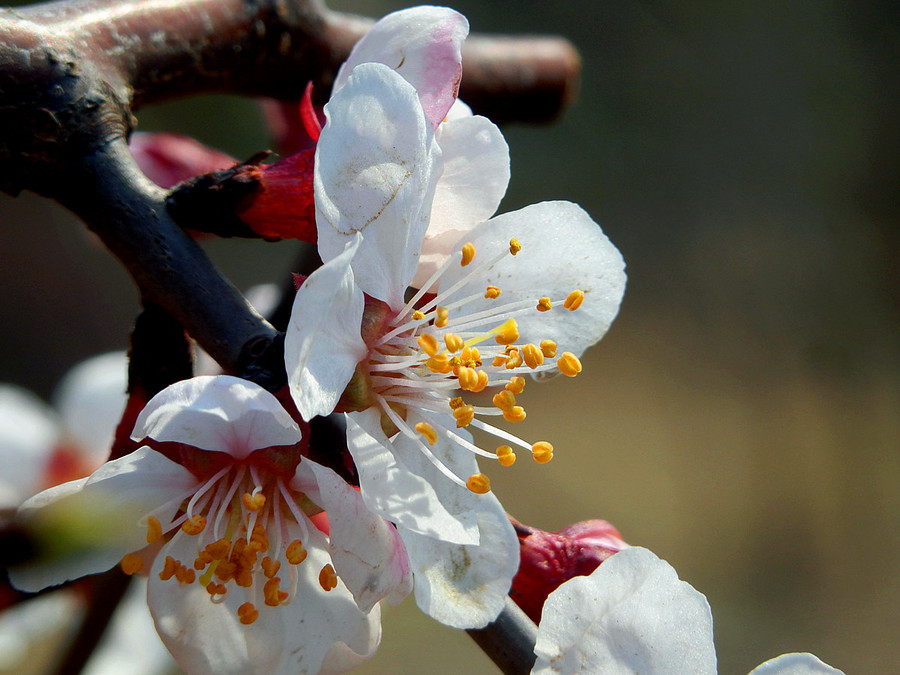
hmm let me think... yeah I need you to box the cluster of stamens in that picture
[120,463,332,625]
[364,236,586,494]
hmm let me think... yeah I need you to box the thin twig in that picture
[467,597,539,675]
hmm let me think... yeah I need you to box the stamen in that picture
[264,577,289,606]
[522,343,544,369]
[532,441,554,464]
[181,514,207,535]
[435,306,449,328]
[412,310,425,321]
[453,404,475,427]
[418,333,439,357]
[491,318,519,345]
[319,564,338,591]
[506,376,526,395]
[557,352,583,377]
[564,289,585,311]
[120,553,143,575]
[461,242,476,266]
[485,285,502,299]
[415,421,438,445]
[502,406,527,423]
[496,445,517,467]
[536,297,552,312]
[237,602,259,625]
[146,516,162,544]
[444,332,464,353]
[540,340,558,358]
[286,540,308,565]
[448,396,465,409]
[466,473,491,494]
[509,238,522,255]
[159,556,178,581]
[492,390,516,411]
[242,491,266,511]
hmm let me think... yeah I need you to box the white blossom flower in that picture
[531,547,843,675]
[9,375,411,675]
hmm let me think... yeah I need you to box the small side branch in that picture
[467,597,538,675]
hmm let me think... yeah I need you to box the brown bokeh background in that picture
[1,0,898,672]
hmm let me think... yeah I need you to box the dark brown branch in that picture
[467,597,539,675]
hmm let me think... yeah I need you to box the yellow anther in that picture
[444,333,464,353]
[426,353,453,374]
[120,553,143,575]
[205,539,231,560]
[453,404,475,428]
[261,557,281,579]
[460,347,482,367]
[557,352,583,377]
[502,406,527,423]
[505,376,526,395]
[457,366,477,390]
[264,577,289,607]
[492,355,506,367]
[415,421,438,445]
[472,370,489,392]
[496,445,517,467]
[466,473,491,494]
[540,339,558,358]
[448,396,465,410]
[509,238,522,255]
[412,310,425,321]
[175,564,196,585]
[522,343,544,369]
[536,297,552,312]
[492,390,516,411]
[286,540,307,565]
[146,516,162,544]
[504,348,523,369]
[564,289,585,311]
[159,556,178,581]
[435,306,449,328]
[181,514,206,535]
[485,285,502,299]
[319,564,338,591]
[532,441,554,464]
[492,318,519,345]
[238,602,259,625]
[206,582,226,596]
[461,242,476,266]
[417,333,439,357]
[242,492,266,511]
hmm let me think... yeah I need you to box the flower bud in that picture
[129,132,236,189]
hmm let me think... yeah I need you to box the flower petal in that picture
[439,201,627,358]
[344,409,479,545]
[531,547,717,675]
[292,458,412,611]
[150,525,380,675]
[132,376,302,458]
[315,62,442,309]
[9,447,195,592]
[748,653,845,675]
[285,237,367,421]
[0,385,59,509]
[333,6,469,128]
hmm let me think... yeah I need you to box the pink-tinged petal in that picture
[0,385,59,509]
[532,547,717,675]
[285,237,366,421]
[9,447,195,592]
[749,653,845,675]
[412,115,510,289]
[293,458,412,611]
[315,62,442,310]
[132,376,302,458]
[439,201,627,359]
[129,132,236,189]
[333,6,469,128]
[150,525,380,675]
[345,409,479,545]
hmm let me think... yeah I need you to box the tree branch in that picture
[467,597,539,675]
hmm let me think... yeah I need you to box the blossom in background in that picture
[9,376,411,675]
[129,132,236,189]
[531,546,844,675]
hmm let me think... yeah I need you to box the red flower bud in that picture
[510,517,629,623]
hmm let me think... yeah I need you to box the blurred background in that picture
[1,0,898,672]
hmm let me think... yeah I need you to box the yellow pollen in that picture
[557,352,583,377]
[241,492,266,511]
[415,421,438,445]
[536,297,552,312]
[458,367,487,392]
[206,538,231,560]
[532,441,554,464]
[418,333,439,357]
[181,514,206,535]
[509,238,522,255]
[146,516,162,544]
[504,348,523,369]
[264,577,289,607]
[426,353,453,374]
[206,582,226,596]
[466,473,491,494]
[492,318,519,345]
[412,310,426,321]
[435,306,449,328]
[159,556,178,581]
[522,343,544,369]
[485,285,502,299]
[461,242,476,266]
[453,404,475,428]
[461,346,482,367]
[564,289,585,311]
[491,355,506,367]
[261,556,281,579]
[175,564,196,585]
[540,340,558,358]
[120,553,143,575]
[238,602,259,625]
[286,540,307,565]
[319,564,338,591]
[502,406,527,423]
[505,376,526,395]
[444,333,464,353]
[492,390,516,411]
[496,445,517,467]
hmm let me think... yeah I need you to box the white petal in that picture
[132,376,302,458]
[333,6,469,128]
[285,237,366,421]
[344,409,479,545]
[0,385,59,509]
[52,351,128,468]
[315,62,442,310]
[292,458,412,612]
[9,447,195,592]
[150,526,380,675]
[439,201,627,358]
[0,588,82,669]
[531,547,717,675]
[749,653,845,675]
